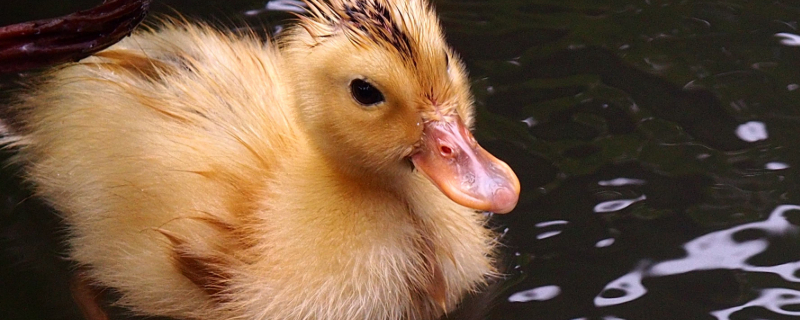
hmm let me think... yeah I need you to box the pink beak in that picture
[411,117,520,213]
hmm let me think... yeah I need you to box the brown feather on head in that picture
[299,0,422,62]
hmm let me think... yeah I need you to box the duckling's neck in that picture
[301,146,414,210]
[264,144,493,317]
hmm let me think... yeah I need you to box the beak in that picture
[410,116,520,213]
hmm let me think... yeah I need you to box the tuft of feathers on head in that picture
[296,0,439,61]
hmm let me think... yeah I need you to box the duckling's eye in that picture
[350,79,385,106]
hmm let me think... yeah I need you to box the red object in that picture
[0,0,151,73]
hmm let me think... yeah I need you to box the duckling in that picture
[1,0,520,319]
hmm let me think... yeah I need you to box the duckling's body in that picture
[1,1,519,319]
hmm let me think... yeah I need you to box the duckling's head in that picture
[283,0,519,213]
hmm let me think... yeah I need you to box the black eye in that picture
[350,79,385,106]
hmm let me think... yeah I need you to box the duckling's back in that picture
[2,23,300,318]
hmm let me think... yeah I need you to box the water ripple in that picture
[712,288,800,320]
[594,205,800,318]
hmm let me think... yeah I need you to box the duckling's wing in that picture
[2,23,298,317]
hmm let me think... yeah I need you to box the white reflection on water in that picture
[595,265,648,307]
[508,285,561,302]
[521,117,537,127]
[650,204,798,276]
[735,121,768,142]
[766,162,790,170]
[508,220,572,302]
[536,220,569,227]
[711,288,800,319]
[535,220,568,240]
[594,205,800,319]
[775,33,800,46]
[246,0,306,15]
[536,231,562,240]
[598,178,646,186]
[594,195,647,213]
[266,0,306,12]
[596,238,615,248]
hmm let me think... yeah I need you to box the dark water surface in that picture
[3,0,800,319]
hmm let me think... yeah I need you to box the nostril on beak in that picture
[440,145,454,157]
